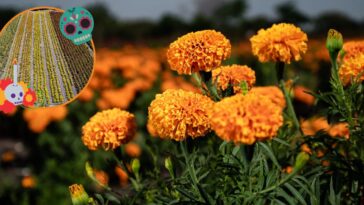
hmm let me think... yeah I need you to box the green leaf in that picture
[219,141,229,153]
[273,199,287,205]
[95,194,105,205]
[232,146,240,156]
[257,142,281,169]
[104,193,120,205]
[276,188,296,205]
[272,138,290,147]
[292,178,317,205]
[197,171,210,182]
[284,183,307,205]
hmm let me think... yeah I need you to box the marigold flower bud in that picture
[131,158,140,174]
[164,157,174,178]
[69,184,90,205]
[294,152,310,171]
[326,29,343,57]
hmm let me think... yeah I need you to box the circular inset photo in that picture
[0,7,95,107]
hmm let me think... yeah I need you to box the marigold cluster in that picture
[82,108,136,150]
[167,30,231,74]
[23,106,68,133]
[209,92,284,144]
[148,89,214,141]
[90,46,161,109]
[250,86,286,109]
[250,23,308,64]
[212,64,256,93]
[339,53,364,85]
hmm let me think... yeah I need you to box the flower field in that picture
[1,4,364,204]
[0,9,93,106]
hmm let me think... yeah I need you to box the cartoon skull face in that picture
[60,7,94,45]
[5,84,24,105]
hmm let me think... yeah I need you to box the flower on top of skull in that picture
[0,79,37,114]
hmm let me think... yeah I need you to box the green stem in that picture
[180,141,214,204]
[192,73,208,95]
[257,167,300,194]
[180,141,199,187]
[276,62,303,136]
[330,55,354,126]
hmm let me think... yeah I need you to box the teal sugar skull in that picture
[60,7,94,45]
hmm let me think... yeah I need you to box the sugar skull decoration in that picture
[60,7,94,45]
[0,59,37,114]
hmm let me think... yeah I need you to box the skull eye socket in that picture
[80,17,91,29]
[19,92,23,97]
[11,93,15,98]
[64,23,76,35]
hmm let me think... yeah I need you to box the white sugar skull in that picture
[60,7,94,45]
[5,84,24,105]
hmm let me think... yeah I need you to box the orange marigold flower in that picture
[125,143,142,158]
[209,92,283,144]
[250,23,308,64]
[329,123,349,139]
[342,41,364,60]
[212,64,256,93]
[22,176,36,188]
[322,160,330,167]
[1,150,15,162]
[94,170,109,186]
[100,84,137,109]
[148,89,214,141]
[82,108,136,150]
[250,86,286,109]
[161,71,200,93]
[300,144,312,155]
[146,119,158,137]
[167,30,231,74]
[23,106,68,133]
[300,117,330,136]
[339,53,364,85]
[115,166,128,187]
[294,86,315,105]
[283,166,293,174]
[78,87,94,102]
